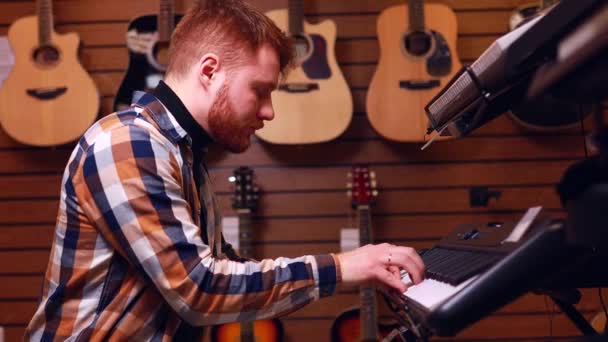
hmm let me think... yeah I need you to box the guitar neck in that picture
[288,0,304,35]
[357,205,378,340]
[408,0,426,32]
[237,209,254,259]
[37,0,53,46]
[237,208,255,342]
[158,0,175,42]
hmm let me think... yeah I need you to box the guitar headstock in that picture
[230,166,259,212]
[347,165,378,208]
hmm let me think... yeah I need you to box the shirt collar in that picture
[132,81,214,150]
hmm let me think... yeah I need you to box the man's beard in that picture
[207,83,251,153]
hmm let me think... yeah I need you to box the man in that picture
[25,0,425,340]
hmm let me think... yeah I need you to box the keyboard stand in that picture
[540,288,599,336]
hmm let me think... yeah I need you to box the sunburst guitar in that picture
[366,0,461,142]
[0,0,99,146]
[255,0,352,144]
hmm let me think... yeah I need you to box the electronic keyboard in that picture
[385,214,575,340]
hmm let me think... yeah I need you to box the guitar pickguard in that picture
[426,30,452,77]
[302,34,332,79]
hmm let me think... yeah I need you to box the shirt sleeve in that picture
[76,123,341,326]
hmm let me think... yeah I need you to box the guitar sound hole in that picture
[33,45,60,67]
[404,31,432,56]
[152,41,170,69]
[292,34,311,62]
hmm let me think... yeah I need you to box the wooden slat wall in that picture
[0,0,604,341]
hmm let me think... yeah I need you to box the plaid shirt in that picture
[25,92,340,341]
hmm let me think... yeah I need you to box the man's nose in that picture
[258,103,275,121]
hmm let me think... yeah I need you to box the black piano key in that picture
[432,251,472,283]
[426,248,462,273]
[444,252,488,284]
[453,254,503,284]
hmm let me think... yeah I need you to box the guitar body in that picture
[113,14,183,111]
[506,0,590,131]
[367,4,461,142]
[255,9,352,144]
[591,311,607,334]
[330,308,400,342]
[210,319,284,342]
[0,16,99,146]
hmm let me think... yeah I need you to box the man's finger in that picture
[388,265,401,277]
[393,246,425,272]
[377,268,406,293]
[387,252,424,284]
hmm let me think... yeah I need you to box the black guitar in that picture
[113,0,182,111]
[210,167,284,342]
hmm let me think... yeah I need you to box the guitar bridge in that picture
[278,83,319,93]
[26,87,68,100]
[399,80,440,90]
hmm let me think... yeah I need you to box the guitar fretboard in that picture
[288,0,304,35]
[408,0,426,32]
[357,205,378,340]
[158,0,175,43]
[37,0,53,46]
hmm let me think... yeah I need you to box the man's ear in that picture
[198,53,220,87]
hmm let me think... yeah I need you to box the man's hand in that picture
[337,243,425,294]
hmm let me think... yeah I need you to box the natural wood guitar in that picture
[255,0,353,144]
[366,0,461,142]
[113,0,182,111]
[0,0,99,146]
[210,167,284,342]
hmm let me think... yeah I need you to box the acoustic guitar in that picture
[506,0,591,131]
[210,167,284,342]
[113,0,182,111]
[331,166,402,342]
[0,0,99,146]
[366,0,461,142]
[255,0,353,145]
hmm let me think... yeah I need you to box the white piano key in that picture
[402,274,479,310]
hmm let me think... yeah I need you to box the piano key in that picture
[402,272,479,310]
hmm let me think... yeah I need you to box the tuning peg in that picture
[346,182,352,189]
[346,190,352,198]
[347,172,352,179]
[372,190,379,197]
[371,180,377,188]
[228,176,236,183]
[370,171,376,179]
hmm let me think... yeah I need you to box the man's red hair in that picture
[167,0,293,78]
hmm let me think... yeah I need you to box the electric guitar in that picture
[255,0,353,144]
[210,167,284,342]
[0,0,99,146]
[331,166,401,342]
[507,0,591,131]
[113,0,182,111]
[366,0,461,142]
